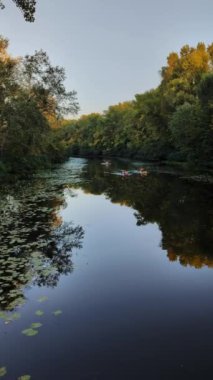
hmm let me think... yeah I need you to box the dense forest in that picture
[0,38,213,173]
[59,42,213,167]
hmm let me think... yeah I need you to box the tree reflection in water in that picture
[0,158,212,312]
[0,177,84,311]
[77,159,213,269]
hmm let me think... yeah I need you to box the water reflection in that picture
[0,158,212,313]
[0,177,84,311]
[75,159,213,269]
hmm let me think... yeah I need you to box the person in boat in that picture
[122,170,130,177]
[139,167,148,176]
[102,160,111,166]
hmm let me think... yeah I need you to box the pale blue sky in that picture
[1,0,213,115]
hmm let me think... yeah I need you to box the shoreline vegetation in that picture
[0,37,213,175]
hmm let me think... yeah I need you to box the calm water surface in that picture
[0,158,213,379]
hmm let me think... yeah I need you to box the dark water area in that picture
[0,157,213,380]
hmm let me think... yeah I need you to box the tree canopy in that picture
[1,39,213,172]
[59,42,213,167]
[0,0,36,22]
[0,36,79,171]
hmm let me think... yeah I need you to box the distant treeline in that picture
[0,35,78,173]
[59,42,213,167]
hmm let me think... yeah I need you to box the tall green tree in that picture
[0,36,79,170]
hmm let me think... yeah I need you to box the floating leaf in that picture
[18,375,31,380]
[11,313,21,321]
[22,328,38,337]
[53,310,62,316]
[31,322,42,329]
[0,312,7,321]
[35,310,44,316]
[0,367,7,377]
[38,296,48,303]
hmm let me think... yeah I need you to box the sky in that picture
[0,0,213,116]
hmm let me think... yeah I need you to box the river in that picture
[0,157,212,379]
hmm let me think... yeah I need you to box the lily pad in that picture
[0,312,7,321]
[11,313,21,321]
[53,310,62,316]
[22,328,38,337]
[38,296,48,303]
[35,310,44,316]
[31,322,42,329]
[0,367,7,377]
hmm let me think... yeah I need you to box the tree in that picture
[0,0,36,22]
[2,96,49,164]
[21,50,79,119]
[0,36,79,169]
[160,43,213,113]
[133,89,170,159]
[161,43,211,85]
[198,73,213,108]
[0,37,19,158]
[169,102,207,162]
